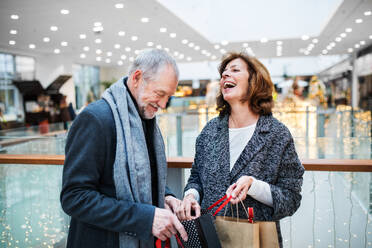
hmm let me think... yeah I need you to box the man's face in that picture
[136,65,178,119]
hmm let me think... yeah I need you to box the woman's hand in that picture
[175,194,201,221]
[226,176,254,204]
[164,195,181,213]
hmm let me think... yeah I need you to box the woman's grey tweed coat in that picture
[184,114,304,246]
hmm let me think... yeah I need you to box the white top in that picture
[185,122,273,207]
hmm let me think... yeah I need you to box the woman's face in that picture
[220,58,249,103]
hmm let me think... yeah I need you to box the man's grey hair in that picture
[128,49,179,82]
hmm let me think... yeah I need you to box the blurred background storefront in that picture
[0,0,371,247]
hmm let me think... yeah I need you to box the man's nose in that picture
[158,97,168,109]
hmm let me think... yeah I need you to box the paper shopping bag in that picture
[258,221,279,248]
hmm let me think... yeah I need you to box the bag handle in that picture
[223,198,254,223]
[155,234,184,248]
[207,195,233,216]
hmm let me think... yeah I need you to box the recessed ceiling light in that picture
[260,38,268,43]
[206,54,211,57]
[80,53,86,59]
[94,22,102,27]
[360,40,366,45]
[355,18,363,24]
[60,9,69,15]
[79,34,87,39]
[340,33,346,38]
[10,30,17,35]
[164,48,169,52]
[301,35,309,40]
[95,39,102,44]
[347,48,353,53]
[156,45,162,49]
[147,42,154,47]
[54,49,60,54]
[214,44,220,49]
[201,50,207,54]
[96,49,102,54]
[220,49,226,54]
[186,57,192,61]
[243,43,249,47]
[93,26,104,32]
[107,51,112,56]
[10,15,19,20]
[43,37,50,42]
[160,27,167,33]
[118,31,125,36]
[345,28,352,33]
[169,33,176,38]
[61,41,68,46]
[50,26,58,31]
[322,50,328,54]
[105,59,111,63]
[83,46,90,51]
[188,42,194,48]
[141,17,149,23]
[211,55,217,60]
[276,41,282,45]
[114,44,121,49]
[365,11,372,16]
[120,55,127,60]
[182,39,188,44]
[29,44,36,49]
[131,36,138,41]
[304,51,310,55]
[179,54,184,59]
[115,3,124,9]
[173,51,179,56]
[335,37,342,42]
[312,39,318,43]
[125,47,131,52]
[96,57,102,61]
[9,40,16,45]
[221,40,228,46]
[355,44,360,48]
[369,35,372,39]
[134,50,140,55]
[117,60,123,65]
[129,57,134,62]
[330,42,336,47]
[194,46,200,50]
[327,45,332,50]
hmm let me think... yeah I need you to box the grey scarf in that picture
[102,77,168,248]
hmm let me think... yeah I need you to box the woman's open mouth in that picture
[224,82,236,89]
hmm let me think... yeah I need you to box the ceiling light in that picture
[60,9,69,15]
[29,44,35,49]
[164,48,169,52]
[115,3,124,9]
[179,54,184,59]
[141,17,149,23]
[54,49,60,54]
[322,50,328,54]
[96,49,102,54]
[260,38,268,43]
[365,11,372,16]
[107,51,113,56]
[129,57,134,62]
[194,46,200,50]
[147,42,153,47]
[221,40,228,46]
[330,42,336,47]
[355,18,363,24]
[94,22,102,27]
[201,50,207,54]
[345,28,352,33]
[369,35,372,39]
[79,34,87,39]
[83,46,90,51]
[276,41,282,45]
[169,33,176,38]
[301,35,309,40]
[348,48,353,53]
[50,26,58,31]
[125,47,131,52]
[112,44,120,49]
[174,51,179,56]
[206,53,211,57]
[134,50,140,55]
[355,44,360,48]
[186,57,192,61]
[95,38,102,44]
[360,40,366,45]
[80,53,86,59]
[156,45,162,49]
[220,49,226,54]
[131,36,138,41]
[61,41,68,46]
[10,30,17,35]
[340,33,346,38]
[160,27,167,33]
[120,55,127,60]
[214,44,220,49]
[9,40,16,45]
[93,26,104,32]
[327,45,332,50]
[43,37,50,42]
[312,39,318,43]
[117,60,123,65]
[211,55,217,60]
[188,43,194,48]
[182,39,188,44]
[304,51,310,55]
[243,43,249,47]
[11,14,19,20]
[105,58,111,63]
[118,31,125,36]
[335,37,342,42]
[96,57,102,61]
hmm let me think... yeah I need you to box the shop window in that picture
[73,64,100,109]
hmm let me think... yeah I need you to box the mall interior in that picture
[0,0,371,247]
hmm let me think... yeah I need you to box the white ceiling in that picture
[0,0,371,67]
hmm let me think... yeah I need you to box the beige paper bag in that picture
[215,216,259,248]
[258,221,279,248]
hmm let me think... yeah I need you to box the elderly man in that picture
[60,49,187,247]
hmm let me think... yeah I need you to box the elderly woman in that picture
[176,52,304,247]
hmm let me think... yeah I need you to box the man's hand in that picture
[226,176,254,204]
[176,194,201,221]
[164,195,181,213]
[152,208,188,241]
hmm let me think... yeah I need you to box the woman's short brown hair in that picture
[217,52,274,116]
